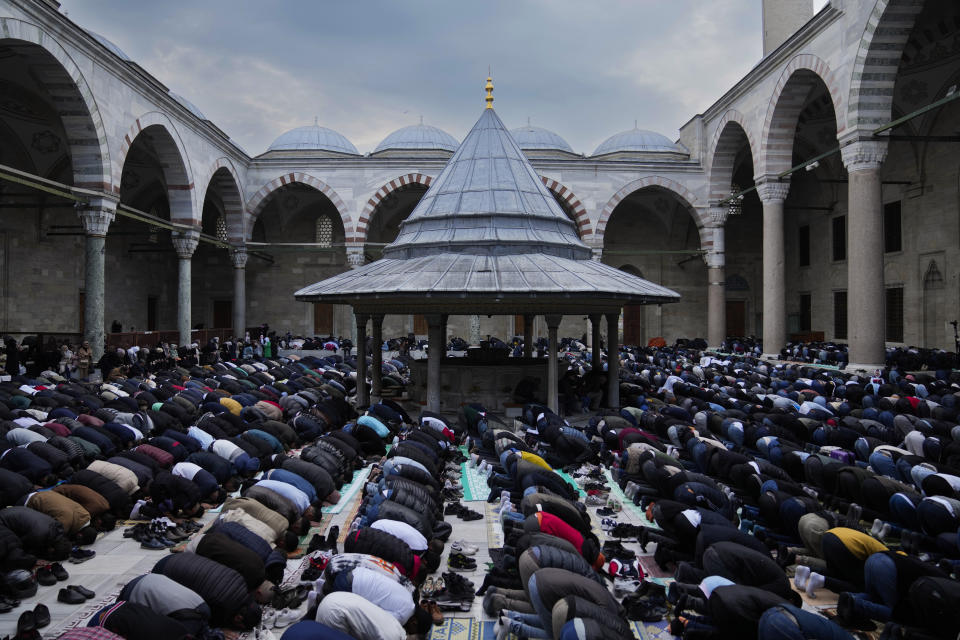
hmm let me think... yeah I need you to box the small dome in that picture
[509,125,574,153]
[374,124,459,153]
[85,30,131,61]
[169,92,207,120]
[267,125,359,155]
[592,127,682,156]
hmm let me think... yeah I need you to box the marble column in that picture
[77,197,117,363]
[590,314,602,372]
[371,314,384,402]
[523,314,534,358]
[469,315,482,346]
[347,248,365,349]
[842,140,888,367]
[704,209,728,349]
[606,311,620,408]
[171,228,200,347]
[756,178,791,358]
[355,312,369,408]
[231,246,247,340]
[426,314,446,412]
[545,314,562,413]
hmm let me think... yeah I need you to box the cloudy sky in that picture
[61,0,828,156]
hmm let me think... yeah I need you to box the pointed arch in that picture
[596,176,701,238]
[246,172,352,240]
[0,17,111,190]
[117,113,196,224]
[201,158,245,243]
[759,54,845,177]
[355,173,433,244]
[540,177,592,237]
[707,110,759,204]
[846,0,924,131]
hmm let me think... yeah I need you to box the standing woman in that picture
[59,343,75,379]
[76,340,92,380]
[3,336,20,376]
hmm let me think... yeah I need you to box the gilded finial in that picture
[485,74,494,110]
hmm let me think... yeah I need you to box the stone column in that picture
[606,312,620,408]
[172,228,200,347]
[77,197,117,362]
[756,178,791,358]
[545,314,562,413]
[354,312,369,408]
[426,314,446,412]
[842,139,888,367]
[469,314,481,346]
[704,209,727,349]
[590,314,602,371]
[231,246,248,340]
[346,248,365,348]
[370,314,384,402]
[523,314,534,358]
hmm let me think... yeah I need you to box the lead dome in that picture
[509,125,575,154]
[266,124,359,155]
[373,123,459,154]
[592,127,687,157]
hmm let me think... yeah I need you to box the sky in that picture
[60,0,830,156]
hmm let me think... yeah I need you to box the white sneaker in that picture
[451,540,479,555]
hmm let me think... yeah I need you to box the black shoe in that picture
[306,534,325,553]
[68,547,96,564]
[444,503,463,516]
[36,566,56,586]
[140,537,168,550]
[58,587,86,605]
[33,603,50,629]
[448,553,477,571]
[0,597,12,614]
[458,508,483,521]
[326,525,339,549]
[50,562,69,582]
[68,585,95,600]
[17,610,36,634]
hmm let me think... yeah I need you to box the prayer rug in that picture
[461,459,492,502]
[428,617,489,640]
[630,619,674,640]
[638,556,673,579]
[321,466,370,514]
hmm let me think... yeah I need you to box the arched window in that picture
[315,215,333,247]
[215,214,228,243]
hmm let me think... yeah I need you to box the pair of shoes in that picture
[451,540,478,556]
[68,547,96,563]
[602,540,635,560]
[448,552,477,572]
[58,584,95,604]
[17,602,51,635]
[419,599,444,625]
[272,607,302,629]
[584,494,606,507]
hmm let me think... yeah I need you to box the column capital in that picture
[172,228,200,259]
[425,314,446,327]
[77,197,118,237]
[754,177,790,204]
[605,310,620,322]
[354,311,371,324]
[346,246,365,268]
[840,138,888,173]
[704,206,728,227]
[544,314,563,328]
[230,246,248,269]
[370,313,385,324]
[588,313,603,323]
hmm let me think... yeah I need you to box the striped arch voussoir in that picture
[246,173,352,240]
[354,173,433,244]
[707,110,759,204]
[596,176,700,238]
[541,177,592,238]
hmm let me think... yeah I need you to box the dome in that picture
[373,124,459,153]
[592,127,683,156]
[85,30,131,61]
[169,92,207,120]
[267,125,359,155]
[509,125,574,153]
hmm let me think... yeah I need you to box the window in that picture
[215,215,228,243]
[798,224,810,267]
[832,216,846,262]
[884,201,902,253]
[886,287,904,342]
[315,215,333,247]
[833,290,847,340]
[799,293,811,332]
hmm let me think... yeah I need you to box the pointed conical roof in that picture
[383,108,591,260]
[295,107,680,310]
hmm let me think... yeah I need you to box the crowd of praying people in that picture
[0,332,957,640]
